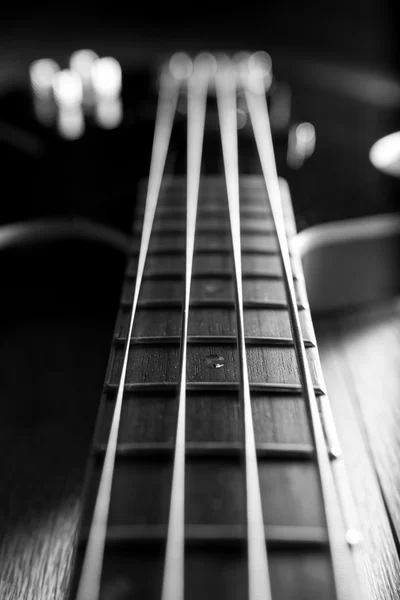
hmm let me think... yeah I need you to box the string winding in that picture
[75,66,180,600]
[215,60,273,600]
[161,54,210,600]
[242,54,362,600]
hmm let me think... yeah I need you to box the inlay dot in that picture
[204,354,225,369]
[345,528,363,546]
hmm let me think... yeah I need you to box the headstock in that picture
[0,50,315,231]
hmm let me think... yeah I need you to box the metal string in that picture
[215,60,273,600]
[75,65,180,600]
[161,55,210,600]
[242,55,362,600]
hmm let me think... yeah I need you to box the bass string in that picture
[242,54,362,600]
[161,54,210,600]
[215,60,273,600]
[75,64,181,600]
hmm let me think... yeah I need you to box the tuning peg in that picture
[70,49,98,86]
[91,57,122,99]
[369,131,400,178]
[70,49,99,106]
[52,69,83,109]
[29,58,60,99]
[95,97,123,129]
[287,122,316,168]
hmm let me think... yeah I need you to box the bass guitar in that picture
[0,49,399,600]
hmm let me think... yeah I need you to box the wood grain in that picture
[0,237,126,600]
[118,306,314,339]
[97,392,311,445]
[316,302,400,599]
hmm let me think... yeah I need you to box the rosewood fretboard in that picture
[66,175,358,600]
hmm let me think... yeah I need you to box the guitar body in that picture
[0,44,400,600]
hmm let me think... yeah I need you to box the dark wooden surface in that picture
[316,301,400,600]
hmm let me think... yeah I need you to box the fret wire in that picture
[126,272,302,281]
[215,62,273,600]
[95,441,315,460]
[129,247,280,256]
[114,334,315,347]
[80,524,329,549]
[121,299,308,310]
[104,381,326,395]
[161,56,209,600]
[243,59,362,600]
[133,225,276,234]
[75,67,180,600]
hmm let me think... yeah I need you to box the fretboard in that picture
[67,175,360,600]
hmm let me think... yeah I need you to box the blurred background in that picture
[0,0,399,228]
[0,1,398,67]
[0,0,398,64]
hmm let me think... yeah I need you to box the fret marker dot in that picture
[204,354,225,369]
[329,445,342,459]
[345,528,362,546]
[204,283,223,295]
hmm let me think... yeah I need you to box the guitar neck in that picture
[68,174,357,600]
[68,54,362,600]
